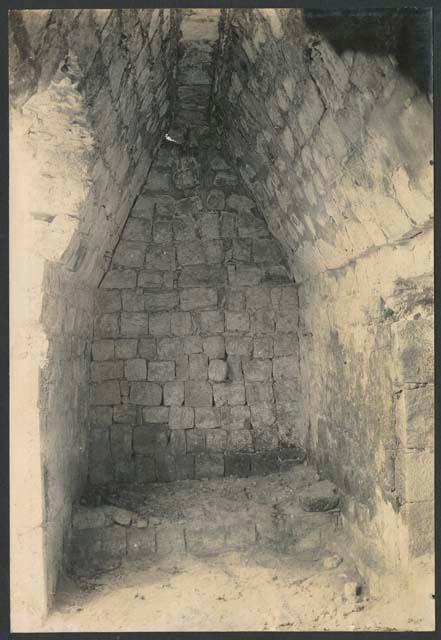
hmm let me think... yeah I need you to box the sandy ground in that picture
[44,548,434,632]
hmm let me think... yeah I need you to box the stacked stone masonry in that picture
[90,140,305,484]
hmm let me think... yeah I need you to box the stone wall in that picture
[211,8,433,575]
[9,9,178,627]
[90,137,305,485]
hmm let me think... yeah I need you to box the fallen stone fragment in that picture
[111,508,134,526]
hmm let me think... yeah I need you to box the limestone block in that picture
[171,312,192,336]
[95,290,121,314]
[127,528,156,558]
[148,361,175,382]
[142,406,169,423]
[246,287,272,310]
[112,241,146,268]
[245,382,274,405]
[250,402,276,429]
[138,270,164,288]
[200,213,221,239]
[207,189,225,210]
[169,430,187,454]
[206,429,227,451]
[195,453,224,478]
[255,429,279,451]
[122,290,145,312]
[138,338,157,359]
[225,289,245,311]
[203,336,225,360]
[225,336,252,356]
[135,455,156,482]
[92,380,121,405]
[208,359,228,382]
[145,168,170,192]
[227,430,254,452]
[120,312,149,337]
[156,453,177,483]
[163,381,185,406]
[213,382,246,407]
[396,449,434,503]
[242,358,272,382]
[183,335,203,354]
[125,358,147,381]
[130,381,162,405]
[144,244,176,271]
[250,452,279,476]
[113,404,137,424]
[229,265,262,287]
[225,453,251,477]
[95,313,119,338]
[232,239,252,262]
[401,501,434,557]
[144,291,178,311]
[92,340,115,361]
[72,506,106,530]
[180,288,217,310]
[274,379,301,403]
[179,265,224,288]
[195,407,221,429]
[101,269,137,289]
[133,425,166,454]
[200,310,224,334]
[276,306,297,333]
[114,339,137,359]
[149,312,171,336]
[177,240,205,266]
[220,212,236,237]
[185,381,213,407]
[153,217,173,243]
[92,407,112,428]
[189,353,209,380]
[91,361,124,382]
[186,429,206,453]
[225,311,250,332]
[251,309,275,334]
[273,333,297,356]
[169,406,195,429]
[157,337,182,359]
[392,318,434,383]
[204,240,224,264]
[399,384,434,449]
[221,405,251,430]
[299,480,340,512]
[122,217,151,243]
[273,356,299,380]
[173,215,198,241]
[253,336,273,358]
[176,353,189,380]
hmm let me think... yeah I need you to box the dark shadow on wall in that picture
[304,8,432,95]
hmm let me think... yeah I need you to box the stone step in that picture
[70,467,341,577]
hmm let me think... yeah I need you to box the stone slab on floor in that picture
[70,466,340,576]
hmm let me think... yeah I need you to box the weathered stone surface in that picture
[242,359,272,382]
[102,269,137,289]
[92,380,121,405]
[121,312,149,337]
[148,361,175,382]
[125,359,147,381]
[213,382,246,407]
[208,359,228,382]
[180,288,217,311]
[163,381,185,406]
[185,381,213,407]
[189,353,208,380]
[142,406,169,423]
[92,340,115,361]
[298,480,340,512]
[130,382,162,405]
[195,453,224,478]
[169,406,195,429]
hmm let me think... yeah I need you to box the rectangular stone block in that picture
[250,402,276,429]
[138,337,156,359]
[232,238,251,262]
[276,306,298,333]
[95,314,119,338]
[185,381,213,407]
[225,521,257,547]
[242,358,272,382]
[127,528,156,558]
[203,336,225,359]
[142,406,169,423]
[182,335,203,354]
[225,336,252,356]
[246,287,272,310]
[393,318,434,383]
[204,240,224,264]
[273,356,299,380]
[225,288,245,311]
[163,381,185,406]
[101,269,137,289]
[144,291,178,311]
[225,311,250,332]
[253,336,273,358]
[226,355,243,381]
[227,430,254,452]
[273,333,298,356]
[396,449,434,503]
[206,429,227,451]
[144,243,176,271]
[148,361,175,382]
[169,430,187,454]
[176,240,205,266]
[221,405,251,430]
[213,382,246,407]
[255,428,279,451]
[245,382,274,405]
[113,403,137,424]
[171,312,192,336]
[92,340,115,361]
[92,380,121,405]
[112,241,146,268]
[121,312,149,337]
[186,429,206,453]
[200,212,221,239]
[200,310,224,334]
[125,358,147,381]
[399,384,434,449]
[153,217,173,243]
[180,288,217,311]
[250,452,279,475]
[179,265,224,289]
[251,309,275,334]
[176,454,195,480]
[169,406,195,429]
[274,379,301,402]
[176,353,189,380]
[122,217,151,243]
[135,455,156,482]
[225,453,251,477]
[130,381,162,405]
[230,265,262,287]
[149,311,172,336]
[195,407,221,429]
[138,270,165,288]
[195,453,224,478]
[95,289,121,314]
[186,525,226,555]
[189,353,208,380]
[253,239,284,263]
[91,361,124,383]
[115,339,138,359]
[208,359,228,382]
[72,506,106,530]
[157,337,182,359]
[156,452,177,482]
[92,406,112,428]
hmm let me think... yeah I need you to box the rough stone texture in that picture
[212,8,433,575]
[90,134,303,486]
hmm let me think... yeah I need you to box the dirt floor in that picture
[44,547,434,632]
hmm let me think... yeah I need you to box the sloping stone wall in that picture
[90,138,305,484]
[211,8,433,575]
[9,9,178,627]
